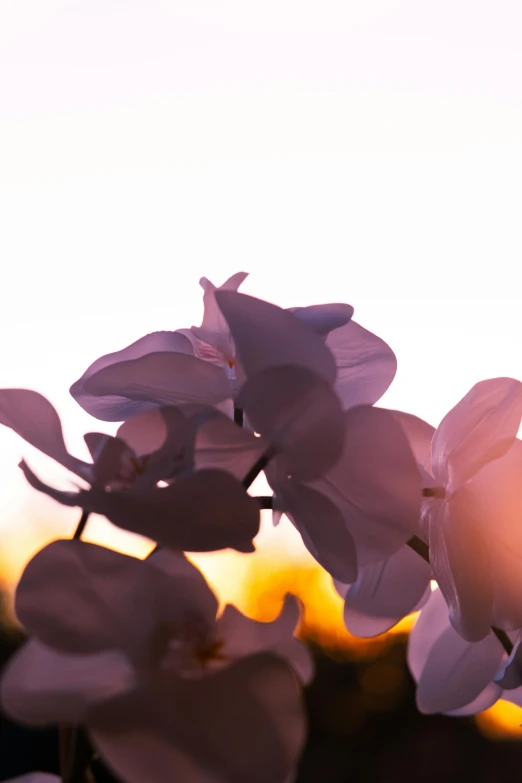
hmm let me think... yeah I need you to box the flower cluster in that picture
[2,272,522,781]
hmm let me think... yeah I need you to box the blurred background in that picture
[1,0,522,779]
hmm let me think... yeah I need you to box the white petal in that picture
[326,320,396,408]
[0,389,89,478]
[90,654,305,783]
[238,365,345,481]
[446,681,502,716]
[287,303,354,337]
[389,410,435,472]
[431,377,522,488]
[408,588,451,683]
[190,271,248,353]
[78,469,260,554]
[429,497,493,642]
[83,352,231,418]
[193,411,266,479]
[215,290,337,383]
[272,478,357,583]
[217,596,313,684]
[341,546,431,638]
[312,406,422,564]
[70,331,195,421]
[416,626,503,714]
[1,638,134,726]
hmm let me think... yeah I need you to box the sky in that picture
[0,0,521,583]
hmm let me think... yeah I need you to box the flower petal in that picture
[339,546,431,638]
[408,587,451,682]
[326,320,397,408]
[190,271,249,353]
[312,406,422,564]
[238,365,345,480]
[287,303,354,337]
[389,410,435,472]
[429,497,493,642]
[446,682,502,716]
[20,460,80,507]
[215,290,337,383]
[416,625,503,714]
[192,411,266,480]
[0,638,134,726]
[271,478,357,583]
[78,469,260,554]
[431,377,522,488]
[15,539,217,658]
[70,331,195,421]
[217,596,313,684]
[83,352,231,419]
[89,653,305,783]
[0,389,90,478]
[2,774,61,783]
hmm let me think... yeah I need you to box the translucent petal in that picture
[1,638,134,725]
[311,406,422,564]
[71,331,195,421]
[0,389,89,478]
[215,290,337,383]
[341,546,430,638]
[287,303,353,337]
[238,365,345,481]
[431,377,522,488]
[89,654,305,783]
[326,320,397,408]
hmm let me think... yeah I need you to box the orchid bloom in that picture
[397,378,522,642]
[267,405,422,583]
[407,587,522,716]
[2,542,310,783]
[0,390,260,553]
[70,273,394,423]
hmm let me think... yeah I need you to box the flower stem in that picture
[73,510,90,540]
[406,535,513,656]
[62,726,94,783]
[256,496,273,509]
[233,405,244,427]
[242,446,277,489]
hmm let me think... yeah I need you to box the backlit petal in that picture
[288,303,353,337]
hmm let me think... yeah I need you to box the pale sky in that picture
[0,0,521,582]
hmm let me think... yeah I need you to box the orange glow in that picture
[476,700,522,740]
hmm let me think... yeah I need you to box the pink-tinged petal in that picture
[217,596,313,684]
[90,436,135,487]
[431,377,522,488]
[0,638,134,726]
[79,469,260,554]
[312,406,422,565]
[71,331,195,421]
[429,497,493,642]
[147,549,219,624]
[389,410,435,472]
[416,625,503,714]
[495,636,522,690]
[287,303,354,337]
[0,390,90,479]
[215,290,337,384]
[189,272,249,356]
[20,460,80,507]
[89,653,305,783]
[326,320,397,408]
[446,682,502,716]
[408,588,451,682]
[83,352,231,418]
[193,411,266,480]
[238,366,344,480]
[16,540,167,655]
[340,546,431,638]
[459,441,522,631]
[272,478,357,583]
